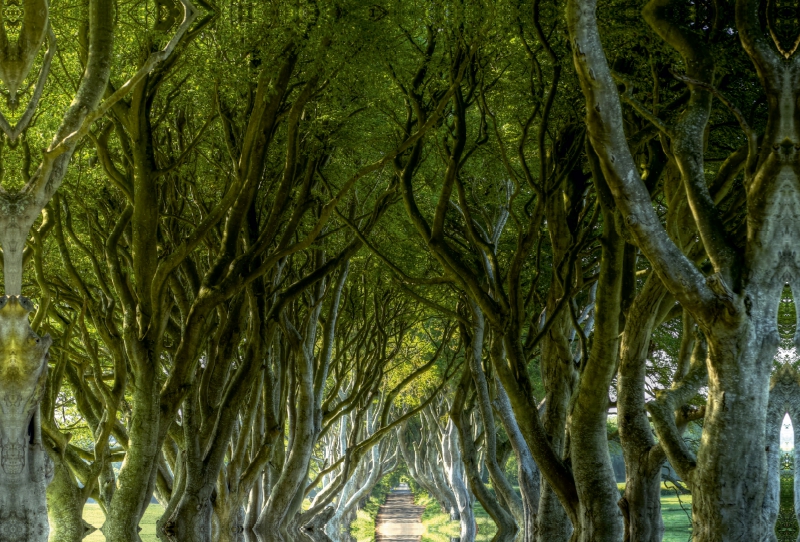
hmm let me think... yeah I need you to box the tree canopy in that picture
[0,1,799,542]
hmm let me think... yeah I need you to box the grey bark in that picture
[617,276,669,542]
[567,0,795,536]
[494,378,540,542]
[536,301,576,542]
[442,418,476,542]
[452,366,517,542]
[421,407,460,520]
[566,202,624,542]
[46,454,94,542]
[0,296,53,541]
[256,263,346,541]
[465,315,522,531]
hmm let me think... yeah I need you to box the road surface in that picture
[375,485,425,541]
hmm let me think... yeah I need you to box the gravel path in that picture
[375,484,425,541]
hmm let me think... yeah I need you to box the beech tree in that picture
[567,0,800,538]
[6,0,800,541]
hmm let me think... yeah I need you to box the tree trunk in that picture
[161,484,216,542]
[102,356,160,542]
[46,457,94,542]
[452,368,517,542]
[217,501,246,542]
[0,297,53,542]
[465,314,523,532]
[567,203,625,542]
[297,506,335,542]
[255,348,317,541]
[567,0,799,536]
[617,276,670,542]
[494,378,540,542]
[536,315,575,542]
[687,320,775,541]
[244,476,262,535]
[443,419,476,542]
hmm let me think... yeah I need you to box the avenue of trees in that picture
[1,0,800,541]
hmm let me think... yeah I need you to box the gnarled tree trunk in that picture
[46,454,95,542]
[0,296,53,542]
[567,0,797,536]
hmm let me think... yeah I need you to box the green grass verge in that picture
[416,492,497,542]
[74,486,692,542]
[416,490,692,542]
[616,481,690,496]
[662,495,693,542]
[350,484,396,542]
[417,492,458,542]
[82,502,162,542]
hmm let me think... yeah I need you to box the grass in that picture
[351,498,385,542]
[616,481,689,492]
[349,484,396,542]
[74,485,688,542]
[415,488,693,542]
[417,493,497,542]
[662,495,693,542]
[82,503,162,542]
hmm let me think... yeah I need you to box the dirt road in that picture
[375,485,425,541]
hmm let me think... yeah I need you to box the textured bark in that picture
[328,410,395,540]
[298,506,335,542]
[46,457,95,542]
[102,352,161,542]
[468,325,522,531]
[421,408,460,520]
[442,419,476,542]
[617,277,669,542]
[535,172,583,542]
[255,276,330,541]
[0,296,53,542]
[567,0,798,536]
[567,204,624,542]
[494,379,540,542]
[536,315,575,542]
[244,477,263,536]
[216,503,245,542]
[452,368,518,542]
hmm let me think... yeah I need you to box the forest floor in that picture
[375,484,426,541]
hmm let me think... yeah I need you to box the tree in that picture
[567,0,798,538]
[5,1,800,541]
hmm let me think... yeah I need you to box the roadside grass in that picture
[351,497,387,542]
[81,483,691,542]
[616,481,689,493]
[82,503,162,542]
[350,483,396,542]
[417,492,497,542]
[417,488,692,542]
[418,492,458,542]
